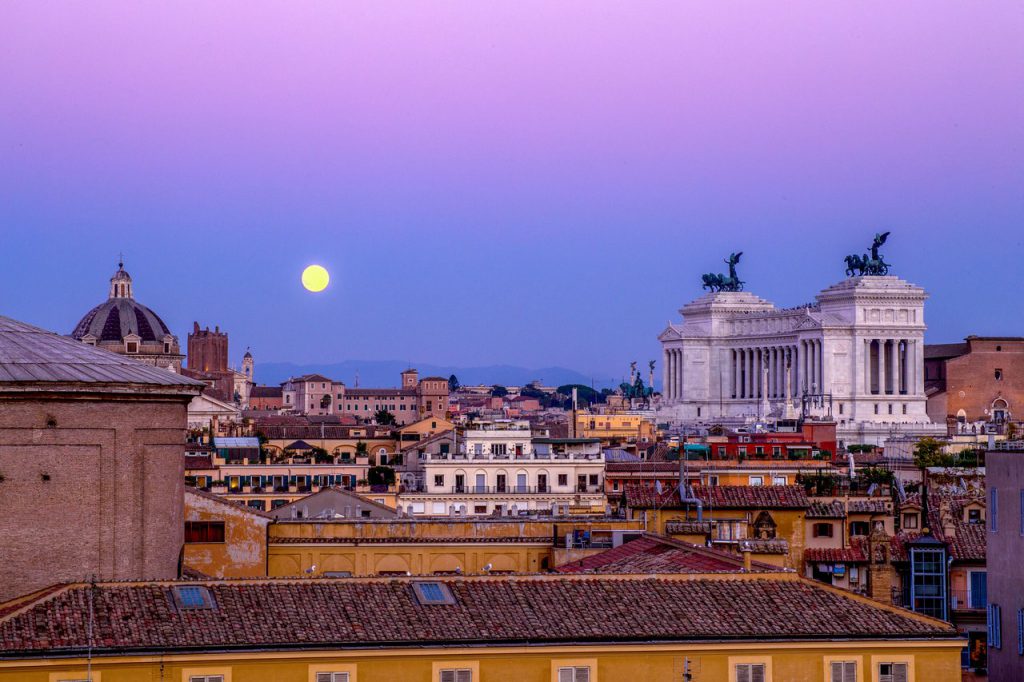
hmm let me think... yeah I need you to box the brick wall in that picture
[944,339,1024,421]
[0,395,189,601]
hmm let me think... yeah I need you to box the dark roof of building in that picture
[625,484,809,510]
[285,374,335,383]
[556,535,777,574]
[250,385,283,398]
[806,500,847,519]
[71,298,173,344]
[847,499,891,514]
[805,543,868,564]
[0,316,203,390]
[923,343,969,360]
[266,487,399,520]
[892,493,986,563]
[0,574,956,657]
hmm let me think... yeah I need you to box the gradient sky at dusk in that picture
[1,2,1021,382]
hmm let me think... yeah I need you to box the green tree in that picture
[448,374,461,391]
[355,441,368,458]
[310,446,333,464]
[912,437,953,470]
[374,409,397,426]
[556,384,603,405]
[367,465,396,487]
[490,385,509,398]
[320,394,332,409]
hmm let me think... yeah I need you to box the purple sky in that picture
[2,2,1022,379]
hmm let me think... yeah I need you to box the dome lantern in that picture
[109,259,134,300]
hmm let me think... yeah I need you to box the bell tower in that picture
[243,348,254,381]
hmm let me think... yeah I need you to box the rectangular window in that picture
[748,475,763,486]
[754,446,764,455]
[989,603,1002,648]
[184,521,225,543]
[735,663,766,682]
[829,661,856,682]
[772,446,781,457]
[1017,608,1024,655]
[316,674,350,682]
[557,667,591,682]
[878,663,907,682]
[439,670,472,682]
[813,522,834,538]
[434,474,445,487]
[558,474,568,486]
[738,446,747,457]
[189,677,225,682]
[772,476,786,486]
[992,488,999,533]
[902,513,918,529]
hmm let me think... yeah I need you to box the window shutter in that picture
[736,665,750,682]
[892,663,907,682]
[843,662,855,682]
[440,671,455,682]
[830,662,843,682]
[750,664,765,682]
[575,667,590,682]
[455,670,472,682]
[558,668,575,682]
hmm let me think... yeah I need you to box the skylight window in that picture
[172,585,216,610]
[411,581,456,605]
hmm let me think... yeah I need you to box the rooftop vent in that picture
[411,581,456,605]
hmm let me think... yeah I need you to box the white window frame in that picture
[557,666,591,682]
[314,674,350,682]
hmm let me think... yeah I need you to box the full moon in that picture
[301,264,330,292]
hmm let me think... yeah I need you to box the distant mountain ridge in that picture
[253,360,620,390]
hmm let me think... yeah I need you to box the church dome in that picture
[71,262,174,343]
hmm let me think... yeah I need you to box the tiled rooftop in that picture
[806,500,847,519]
[625,484,810,509]
[0,574,956,657]
[556,535,777,574]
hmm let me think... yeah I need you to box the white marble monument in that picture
[658,275,943,445]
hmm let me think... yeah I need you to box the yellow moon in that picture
[301,264,329,292]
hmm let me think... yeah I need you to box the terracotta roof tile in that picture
[626,485,809,510]
[807,500,847,519]
[556,536,777,574]
[0,575,956,656]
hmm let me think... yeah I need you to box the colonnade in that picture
[728,340,822,400]
[864,338,917,395]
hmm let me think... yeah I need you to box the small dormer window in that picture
[126,341,138,353]
[411,581,456,605]
[902,512,919,529]
[164,342,170,353]
[171,585,215,610]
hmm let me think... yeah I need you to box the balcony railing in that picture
[951,589,986,611]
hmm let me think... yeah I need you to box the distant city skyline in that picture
[2,2,1021,379]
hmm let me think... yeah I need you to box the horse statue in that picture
[701,252,744,292]
[701,273,722,291]
[845,232,892,277]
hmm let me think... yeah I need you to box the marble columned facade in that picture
[658,276,942,445]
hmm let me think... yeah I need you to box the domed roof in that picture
[71,262,174,343]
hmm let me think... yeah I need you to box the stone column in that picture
[663,348,670,400]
